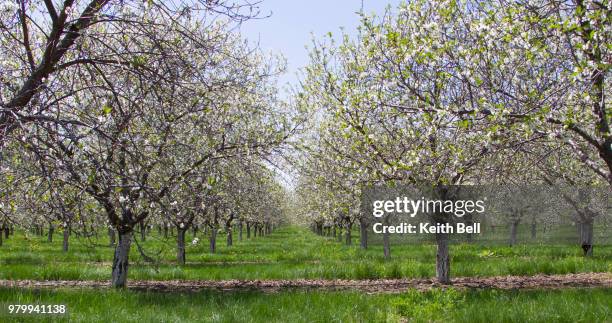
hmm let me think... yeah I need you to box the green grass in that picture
[0,226,610,281]
[0,227,612,280]
[0,287,609,322]
[1,227,610,322]
[394,287,612,323]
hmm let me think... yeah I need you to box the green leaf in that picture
[457,119,471,129]
[102,105,112,115]
[131,55,147,67]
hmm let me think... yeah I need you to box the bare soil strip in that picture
[0,273,610,293]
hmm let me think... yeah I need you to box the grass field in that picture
[0,287,610,322]
[0,227,610,281]
[0,226,610,322]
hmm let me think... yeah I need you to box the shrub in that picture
[392,288,465,322]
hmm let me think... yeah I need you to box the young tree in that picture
[298,0,515,283]
[462,0,611,184]
[22,15,291,287]
[0,0,261,145]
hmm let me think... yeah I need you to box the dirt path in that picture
[0,273,610,293]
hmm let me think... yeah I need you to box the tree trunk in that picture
[47,224,54,243]
[111,231,132,288]
[0,226,3,246]
[226,224,233,246]
[359,218,368,249]
[254,225,258,237]
[163,224,168,238]
[383,231,391,260]
[62,226,70,252]
[509,221,519,246]
[530,220,536,239]
[239,221,243,241]
[139,222,146,241]
[383,215,391,259]
[177,228,186,265]
[580,220,594,256]
[246,222,251,238]
[345,222,352,245]
[465,214,473,243]
[435,231,451,284]
[108,227,116,246]
[209,228,217,253]
[332,226,336,238]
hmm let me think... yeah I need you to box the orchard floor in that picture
[0,287,610,322]
[1,272,610,292]
[0,226,610,321]
[1,226,611,281]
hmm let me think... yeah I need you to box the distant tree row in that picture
[0,0,299,287]
[295,0,610,284]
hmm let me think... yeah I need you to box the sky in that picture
[238,0,402,95]
[237,1,402,188]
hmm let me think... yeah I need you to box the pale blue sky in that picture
[239,0,401,94]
